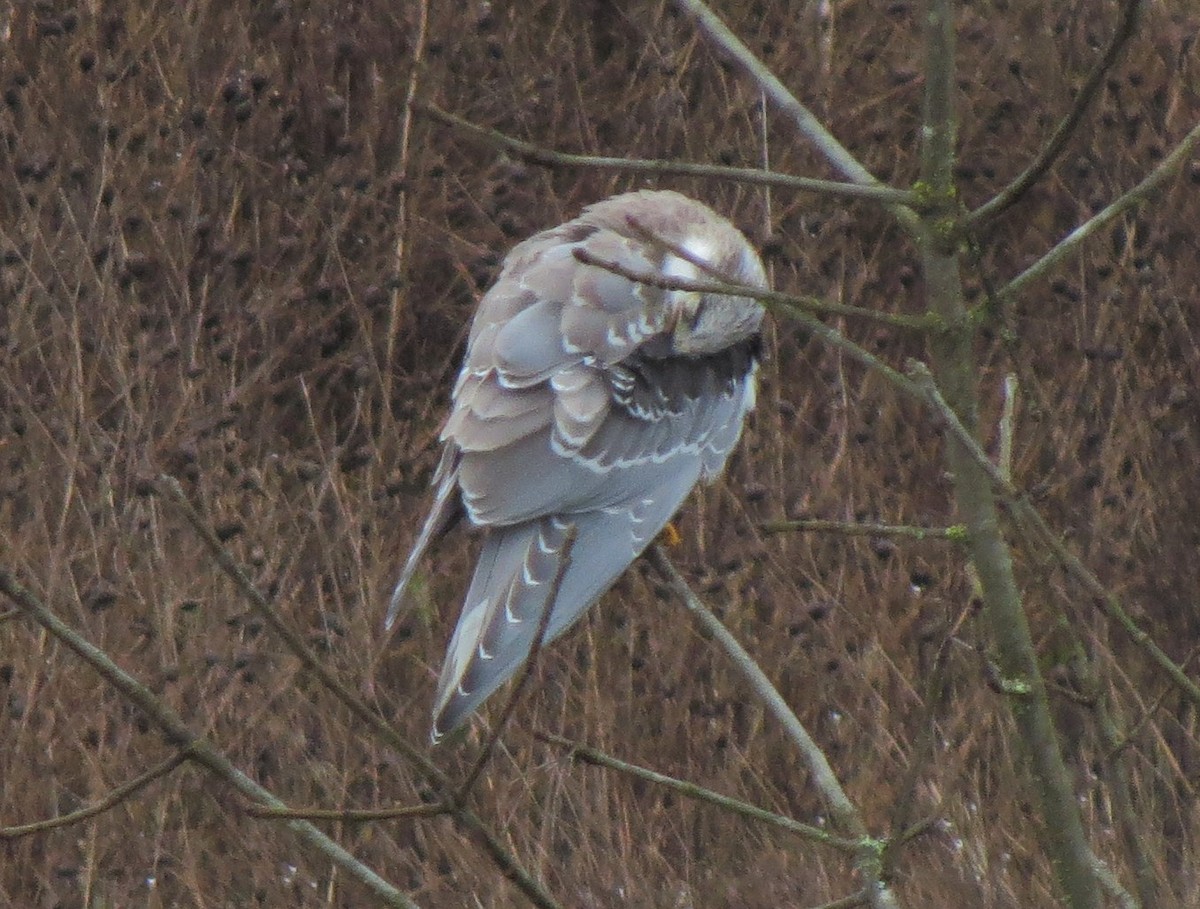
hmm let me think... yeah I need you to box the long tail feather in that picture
[430,466,700,741]
[385,449,461,630]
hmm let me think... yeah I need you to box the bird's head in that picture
[657,227,767,356]
[579,190,768,357]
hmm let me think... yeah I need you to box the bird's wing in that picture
[422,221,761,738]
[386,226,667,628]
[447,224,758,526]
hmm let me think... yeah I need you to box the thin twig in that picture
[881,602,974,876]
[647,546,901,909]
[801,890,869,909]
[999,116,1200,301]
[578,241,934,392]
[966,0,1143,227]
[418,103,916,207]
[760,519,965,541]
[456,528,578,800]
[0,569,420,909]
[0,752,188,840]
[536,730,858,852]
[245,803,447,823]
[572,247,937,330]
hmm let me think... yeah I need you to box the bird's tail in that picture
[430,515,575,741]
[385,447,462,630]
[429,490,693,741]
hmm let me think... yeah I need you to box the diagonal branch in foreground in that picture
[0,569,420,909]
[536,730,858,853]
[648,546,902,909]
[999,116,1200,301]
[673,0,922,236]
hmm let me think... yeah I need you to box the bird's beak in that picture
[671,291,704,332]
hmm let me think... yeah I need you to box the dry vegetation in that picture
[1,0,1199,906]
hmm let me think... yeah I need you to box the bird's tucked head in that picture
[581,189,767,357]
[658,229,766,356]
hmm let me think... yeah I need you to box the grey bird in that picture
[387,189,767,742]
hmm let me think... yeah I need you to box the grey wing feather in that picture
[384,447,460,630]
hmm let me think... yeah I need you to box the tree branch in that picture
[0,568,420,909]
[917,0,1102,903]
[571,247,936,330]
[0,753,188,840]
[155,477,565,909]
[671,0,923,237]
[417,104,916,207]
[536,730,858,851]
[999,116,1200,301]
[966,0,1143,227]
[760,518,966,542]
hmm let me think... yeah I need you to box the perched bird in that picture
[388,189,767,741]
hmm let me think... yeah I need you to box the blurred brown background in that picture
[1,0,1198,906]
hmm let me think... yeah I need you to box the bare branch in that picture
[571,247,937,331]
[1000,117,1200,301]
[903,363,1200,713]
[918,0,1102,900]
[155,478,565,909]
[536,730,859,852]
[246,803,447,823]
[760,518,965,542]
[417,103,916,207]
[1,753,188,841]
[673,0,922,237]
[967,0,1143,227]
[0,569,420,909]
